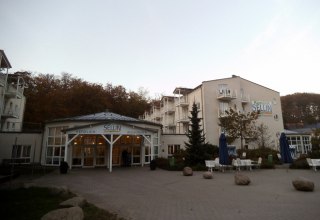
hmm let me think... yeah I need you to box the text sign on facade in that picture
[104,124,121,132]
[69,123,153,135]
[251,101,272,116]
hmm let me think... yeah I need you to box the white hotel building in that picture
[0,48,311,170]
[141,75,285,157]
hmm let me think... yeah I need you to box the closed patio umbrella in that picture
[219,133,229,165]
[279,132,293,163]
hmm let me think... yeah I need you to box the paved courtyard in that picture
[29,167,320,220]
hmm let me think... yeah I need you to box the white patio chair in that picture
[252,157,262,169]
[232,159,241,171]
[214,158,220,171]
[277,153,281,160]
[236,158,243,171]
[307,158,317,171]
[205,160,215,172]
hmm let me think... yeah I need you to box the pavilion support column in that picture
[141,144,145,167]
[151,135,154,161]
[64,134,79,170]
[102,134,122,173]
[143,134,153,162]
[64,134,68,163]
[109,135,113,172]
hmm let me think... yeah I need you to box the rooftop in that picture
[47,111,161,127]
[0,50,12,69]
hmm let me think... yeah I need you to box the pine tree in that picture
[185,102,206,166]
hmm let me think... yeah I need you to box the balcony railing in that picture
[217,89,237,101]
[218,110,228,118]
[177,117,189,123]
[162,107,175,114]
[5,84,24,99]
[0,74,6,87]
[2,109,20,118]
[163,123,175,128]
[175,97,189,107]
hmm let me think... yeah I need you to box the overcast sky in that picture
[1,0,320,97]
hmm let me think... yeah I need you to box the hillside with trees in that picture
[16,71,320,132]
[281,93,320,129]
[16,72,150,130]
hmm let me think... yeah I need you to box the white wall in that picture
[160,134,188,157]
[201,76,284,149]
[0,132,42,164]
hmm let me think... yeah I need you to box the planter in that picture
[150,160,157,170]
[60,161,69,174]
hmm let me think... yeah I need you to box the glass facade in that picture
[286,135,312,157]
[44,123,160,169]
[45,126,68,165]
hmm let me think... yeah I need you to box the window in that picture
[287,135,312,156]
[168,144,180,156]
[45,126,68,166]
[196,102,201,110]
[219,102,229,117]
[11,145,31,164]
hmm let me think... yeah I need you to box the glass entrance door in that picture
[96,145,106,166]
[132,146,141,165]
[83,146,94,167]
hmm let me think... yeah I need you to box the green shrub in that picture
[191,163,207,171]
[309,150,320,159]
[260,159,275,169]
[155,157,185,171]
[237,148,281,165]
[155,158,170,169]
[290,155,309,169]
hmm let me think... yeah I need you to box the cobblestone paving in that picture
[32,167,320,220]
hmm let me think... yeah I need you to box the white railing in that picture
[217,88,237,99]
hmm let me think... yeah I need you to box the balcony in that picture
[217,89,237,101]
[163,123,175,128]
[152,109,161,117]
[5,84,24,99]
[162,107,175,114]
[218,110,228,118]
[175,97,189,107]
[2,109,20,118]
[240,93,250,104]
[177,117,189,123]
[0,74,6,87]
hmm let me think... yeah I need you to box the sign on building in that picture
[251,101,272,116]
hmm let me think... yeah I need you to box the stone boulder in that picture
[60,196,87,208]
[41,207,84,220]
[234,173,251,185]
[203,171,213,179]
[183,167,193,176]
[292,177,314,192]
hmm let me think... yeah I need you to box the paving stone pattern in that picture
[32,167,320,220]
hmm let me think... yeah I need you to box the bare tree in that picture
[218,108,259,149]
[255,123,274,149]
